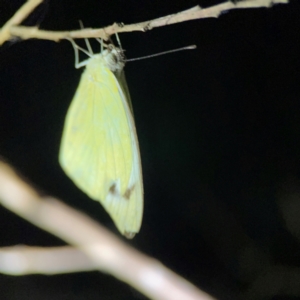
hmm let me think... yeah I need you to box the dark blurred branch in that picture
[0,0,289,45]
[242,265,300,299]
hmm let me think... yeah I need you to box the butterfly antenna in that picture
[127,45,197,62]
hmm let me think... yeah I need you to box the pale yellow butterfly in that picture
[59,37,143,239]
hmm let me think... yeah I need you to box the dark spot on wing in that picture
[123,185,135,200]
[109,183,117,195]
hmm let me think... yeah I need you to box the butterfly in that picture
[59,37,143,238]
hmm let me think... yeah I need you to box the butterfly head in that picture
[102,45,126,74]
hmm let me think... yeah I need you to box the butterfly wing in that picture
[59,55,143,237]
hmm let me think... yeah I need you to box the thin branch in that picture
[0,161,215,300]
[0,246,95,275]
[0,0,289,45]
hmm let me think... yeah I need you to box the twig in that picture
[0,0,289,45]
[0,245,95,275]
[0,161,215,300]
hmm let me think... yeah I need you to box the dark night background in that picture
[1,0,300,299]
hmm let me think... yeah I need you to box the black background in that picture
[1,0,300,299]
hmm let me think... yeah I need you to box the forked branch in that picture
[0,161,215,300]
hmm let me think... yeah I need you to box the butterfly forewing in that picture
[59,50,143,237]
